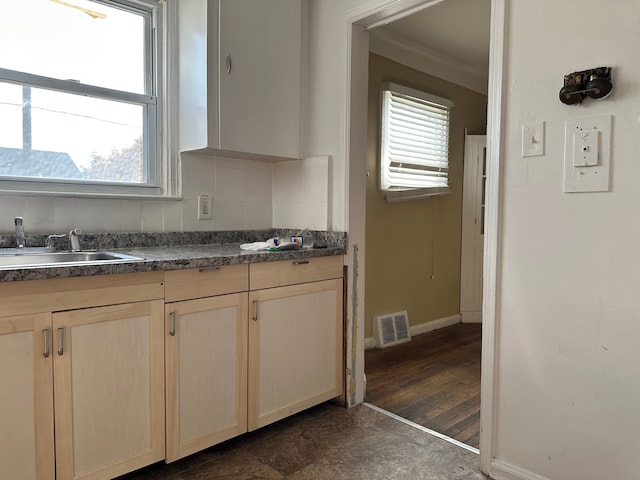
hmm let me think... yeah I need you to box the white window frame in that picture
[0,0,179,199]
[380,82,454,202]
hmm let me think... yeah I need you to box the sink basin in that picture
[0,250,145,269]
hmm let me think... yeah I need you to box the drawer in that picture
[249,255,343,290]
[165,264,249,302]
[0,271,165,318]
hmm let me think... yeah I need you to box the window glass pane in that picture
[0,0,146,94]
[0,82,144,183]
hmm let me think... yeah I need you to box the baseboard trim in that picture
[461,311,482,323]
[490,459,552,480]
[364,314,461,349]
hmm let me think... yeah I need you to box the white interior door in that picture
[460,134,487,323]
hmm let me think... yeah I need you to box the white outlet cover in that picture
[197,194,213,220]
[563,115,612,193]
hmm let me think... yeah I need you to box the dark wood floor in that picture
[365,323,482,448]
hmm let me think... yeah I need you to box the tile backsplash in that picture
[273,155,330,230]
[0,153,330,235]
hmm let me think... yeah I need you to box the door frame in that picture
[342,0,507,475]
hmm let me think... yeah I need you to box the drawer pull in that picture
[57,327,65,356]
[198,267,222,273]
[169,312,176,336]
[43,329,51,358]
[292,260,309,266]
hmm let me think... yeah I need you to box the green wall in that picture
[364,53,487,339]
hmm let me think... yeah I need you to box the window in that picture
[0,0,173,197]
[380,82,454,201]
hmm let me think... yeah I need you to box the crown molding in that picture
[369,29,488,94]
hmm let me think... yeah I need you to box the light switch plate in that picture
[563,115,612,193]
[522,122,545,157]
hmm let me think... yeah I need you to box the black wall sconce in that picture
[559,66,612,105]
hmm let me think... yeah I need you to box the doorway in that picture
[345,0,496,457]
[365,323,482,448]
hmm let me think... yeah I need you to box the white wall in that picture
[494,1,640,479]
[305,1,348,231]
[308,0,640,479]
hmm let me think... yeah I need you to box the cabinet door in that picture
[165,293,248,462]
[248,279,343,431]
[219,0,302,158]
[53,301,165,480]
[0,313,54,480]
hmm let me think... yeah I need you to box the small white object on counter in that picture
[240,238,301,251]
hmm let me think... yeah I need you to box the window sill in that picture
[0,185,181,201]
[384,187,450,203]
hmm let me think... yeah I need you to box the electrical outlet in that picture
[197,194,213,220]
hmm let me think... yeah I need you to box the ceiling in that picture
[369,0,491,92]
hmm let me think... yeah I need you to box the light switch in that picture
[563,115,612,193]
[573,130,599,167]
[522,122,545,157]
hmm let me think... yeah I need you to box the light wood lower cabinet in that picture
[0,313,55,480]
[53,300,165,480]
[0,272,165,480]
[164,258,344,457]
[0,257,344,478]
[165,292,248,462]
[248,259,343,431]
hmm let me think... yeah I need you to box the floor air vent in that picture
[375,310,411,348]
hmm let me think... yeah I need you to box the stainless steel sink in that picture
[0,250,145,269]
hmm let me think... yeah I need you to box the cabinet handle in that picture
[226,54,232,74]
[252,300,258,321]
[57,327,64,356]
[198,266,222,273]
[169,311,176,336]
[293,260,309,265]
[43,329,50,358]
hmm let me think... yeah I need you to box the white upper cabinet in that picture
[179,0,303,160]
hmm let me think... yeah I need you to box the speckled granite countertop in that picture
[0,229,346,283]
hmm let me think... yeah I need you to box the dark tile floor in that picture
[118,402,487,480]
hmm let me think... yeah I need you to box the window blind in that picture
[380,83,454,194]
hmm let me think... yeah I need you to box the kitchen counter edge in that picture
[0,244,346,283]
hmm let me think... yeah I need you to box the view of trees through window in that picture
[84,136,144,183]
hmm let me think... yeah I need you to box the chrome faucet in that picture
[14,217,25,248]
[69,228,82,252]
[46,234,66,250]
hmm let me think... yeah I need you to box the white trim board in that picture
[479,0,506,474]
[461,311,482,323]
[364,314,460,349]
[489,460,553,480]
